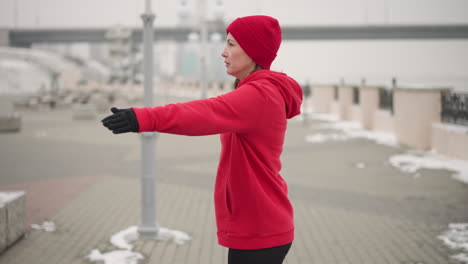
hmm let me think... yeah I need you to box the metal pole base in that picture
[137,225,159,240]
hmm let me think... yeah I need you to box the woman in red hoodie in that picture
[102,15,303,264]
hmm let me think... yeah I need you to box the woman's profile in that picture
[102,15,303,264]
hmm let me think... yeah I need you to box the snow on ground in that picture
[389,151,468,184]
[110,226,139,251]
[307,112,339,122]
[305,114,397,147]
[433,122,468,134]
[31,221,56,232]
[0,191,24,205]
[156,227,192,245]
[355,162,366,169]
[306,133,349,143]
[439,223,468,263]
[87,225,191,264]
[294,111,338,123]
[304,113,468,185]
[390,152,468,258]
[304,112,468,262]
[88,249,143,264]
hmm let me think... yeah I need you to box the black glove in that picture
[101,107,139,134]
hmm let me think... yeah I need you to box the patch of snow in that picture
[439,223,468,263]
[389,152,468,184]
[0,59,33,70]
[0,191,23,205]
[300,105,314,115]
[352,130,397,146]
[87,225,191,264]
[317,120,361,131]
[157,227,192,245]
[305,133,350,143]
[110,226,139,250]
[306,119,397,147]
[308,113,339,122]
[31,221,56,232]
[433,122,468,134]
[87,249,143,264]
[355,162,366,169]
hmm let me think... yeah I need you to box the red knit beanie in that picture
[226,15,282,70]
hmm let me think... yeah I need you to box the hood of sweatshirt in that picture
[237,70,303,119]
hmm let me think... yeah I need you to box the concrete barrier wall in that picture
[338,85,353,121]
[394,87,448,150]
[351,105,362,123]
[60,70,81,90]
[373,110,395,133]
[305,82,468,161]
[0,97,21,132]
[0,191,26,253]
[432,123,468,160]
[330,101,340,116]
[360,87,380,129]
[311,85,335,113]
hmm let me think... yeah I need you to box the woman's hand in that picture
[101,107,139,134]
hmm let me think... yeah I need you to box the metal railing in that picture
[302,84,311,98]
[441,92,468,126]
[333,85,339,101]
[352,86,360,105]
[378,87,394,115]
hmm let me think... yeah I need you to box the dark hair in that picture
[233,64,264,89]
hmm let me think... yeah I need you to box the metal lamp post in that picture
[138,0,159,240]
[198,0,208,99]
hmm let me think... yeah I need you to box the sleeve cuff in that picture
[131,107,156,132]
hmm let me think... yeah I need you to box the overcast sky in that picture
[1,0,468,28]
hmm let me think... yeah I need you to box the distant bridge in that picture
[5,24,468,47]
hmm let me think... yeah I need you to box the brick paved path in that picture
[0,107,467,264]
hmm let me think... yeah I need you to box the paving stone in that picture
[0,108,467,264]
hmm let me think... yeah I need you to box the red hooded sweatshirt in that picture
[132,70,303,250]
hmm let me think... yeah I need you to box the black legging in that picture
[228,243,292,264]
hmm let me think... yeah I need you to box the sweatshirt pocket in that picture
[214,177,233,224]
[225,185,233,216]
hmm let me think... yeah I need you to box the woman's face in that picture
[221,33,256,80]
